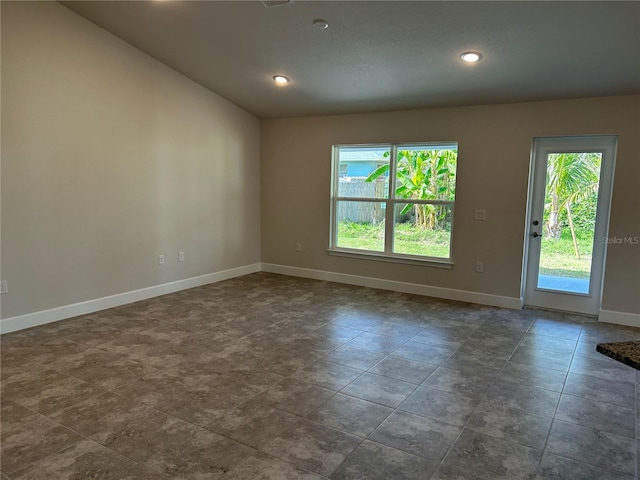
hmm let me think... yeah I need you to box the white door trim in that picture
[522,135,617,315]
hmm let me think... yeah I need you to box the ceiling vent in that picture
[260,0,293,8]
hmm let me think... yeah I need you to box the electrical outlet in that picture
[0,280,7,294]
[296,242,302,252]
[475,261,484,273]
[158,255,165,265]
[178,251,185,262]
[474,209,486,220]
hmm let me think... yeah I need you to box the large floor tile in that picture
[153,386,241,429]
[367,321,425,341]
[579,324,640,345]
[262,419,361,477]
[52,322,128,349]
[409,330,464,350]
[499,362,567,392]
[49,391,148,436]
[344,332,407,354]
[481,312,533,332]
[118,464,171,479]
[518,333,577,354]
[208,401,301,448]
[535,453,634,480]
[144,427,255,479]
[322,345,387,370]
[0,397,42,436]
[573,340,606,360]
[228,451,324,480]
[306,393,392,437]
[367,355,436,384]
[55,348,155,389]
[329,440,438,480]
[0,417,82,476]
[399,386,477,427]
[291,360,363,391]
[455,342,517,361]
[392,341,454,364]
[258,379,336,416]
[555,394,635,438]
[442,349,508,370]
[0,367,69,400]
[369,411,461,461]
[422,365,499,400]
[89,408,196,463]
[468,328,524,350]
[9,376,107,417]
[115,370,202,406]
[465,410,552,450]
[312,324,363,344]
[206,367,287,398]
[509,346,573,372]
[332,314,382,331]
[477,378,560,417]
[529,320,582,341]
[546,420,636,477]
[569,354,636,383]
[1,338,90,369]
[10,439,135,480]
[438,430,542,480]
[340,372,416,408]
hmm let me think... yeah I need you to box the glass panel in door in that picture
[536,152,602,294]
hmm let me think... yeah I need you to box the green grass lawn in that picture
[337,222,450,258]
[338,221,594,278]
[539,230,594,279]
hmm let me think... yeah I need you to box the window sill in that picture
[327,248,454,269]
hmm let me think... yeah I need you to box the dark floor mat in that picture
[596,341,640,370]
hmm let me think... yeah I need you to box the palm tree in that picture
[366,149,456,229]
[545,152,601,259]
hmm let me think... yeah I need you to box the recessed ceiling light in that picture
[273,75,290,85]
[460,51,483,63]
[313,19,329,30]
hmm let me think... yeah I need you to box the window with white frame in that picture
[330,143,458,263]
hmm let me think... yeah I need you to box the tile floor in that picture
[1,273,639,479]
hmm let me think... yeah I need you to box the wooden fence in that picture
[338,178,386,224]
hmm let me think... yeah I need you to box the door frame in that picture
[521,135,618,316]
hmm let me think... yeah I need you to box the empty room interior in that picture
[2,1,640,479]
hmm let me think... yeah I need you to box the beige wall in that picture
[261,95,640,314]
[2,3,638,321]
[1,2,261,318]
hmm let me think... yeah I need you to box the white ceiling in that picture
[61,1,640,119]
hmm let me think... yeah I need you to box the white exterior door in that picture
[523,136,617,315]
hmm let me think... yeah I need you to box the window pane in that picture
[336,201,385,252]
[393,203,452,258]
[337,146,390,198]
[394,146,457,202]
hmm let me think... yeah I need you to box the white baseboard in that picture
[11,262,635,335]
[261,263,522,310]
[598,309,640,328]
[0,263,261,334]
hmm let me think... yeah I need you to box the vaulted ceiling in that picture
[62,1,640,118]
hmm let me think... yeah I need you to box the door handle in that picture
[531,232,541,238]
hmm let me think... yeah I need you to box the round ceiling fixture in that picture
[460,51,483,63]
[313,19,329,30]
[273,75,290,85]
